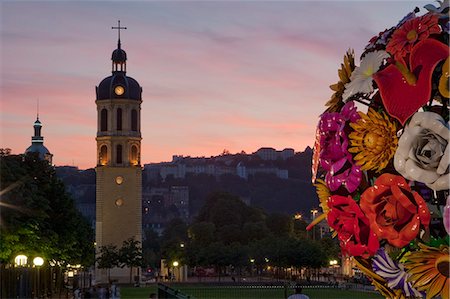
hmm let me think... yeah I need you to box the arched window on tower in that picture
[116,144,123,164]
[101,109,108,131]
[117,108,122,131]
[131,109,138,131]
[130,145,139,166]
[99,145,108,165]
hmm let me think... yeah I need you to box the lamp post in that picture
[15,255,28,298]
[33,257,44,299]
[310,209,318,240]
[172,261,179,282]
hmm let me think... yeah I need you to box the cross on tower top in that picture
[112,20,127,46]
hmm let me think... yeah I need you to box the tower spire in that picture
[37,98,39,120]
[112,20,127,49]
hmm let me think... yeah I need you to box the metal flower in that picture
[404,244,450,299]
[342,50,390,101]
[372,248,423,298]
[348,108,398,172]
[325,49,355,112]
[394,111,449,191]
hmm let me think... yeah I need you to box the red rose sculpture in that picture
[327,195,379,258]
[360,174,431,248]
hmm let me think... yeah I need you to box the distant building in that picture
[25,115,53,164]
[145,148,293,182]
[170,186,189,221]
[255,147,294,161]
[142,186,190,235]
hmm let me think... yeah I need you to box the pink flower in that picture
[318,101,361,193]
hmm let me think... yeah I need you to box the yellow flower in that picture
[326,49,355,112]
[307,179,335,236]
[404,244,449,299]
[439,57,449,98]
[348,108,398,172]
[315,178,330,214]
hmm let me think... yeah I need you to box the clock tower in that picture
[95,21,142,283]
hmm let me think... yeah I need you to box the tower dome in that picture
[95,22,142,101]
[112,45,127,63]
[25,116,53,164]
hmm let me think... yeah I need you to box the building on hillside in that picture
[142,186,190,235]
[255,147,294,161]
[170,186,189,221]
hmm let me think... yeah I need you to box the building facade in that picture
[95,24,143,283]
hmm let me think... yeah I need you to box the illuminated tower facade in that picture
[95,21,142,283]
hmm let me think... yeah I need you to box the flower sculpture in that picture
[349,108,398,172]
[309,2,449,298]
[360,174,430,248]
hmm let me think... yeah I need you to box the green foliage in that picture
[266,213,294,236]
[119,237,143,269]
[0,153,94,265]
[139,190,331,274]
[96,245,120,269]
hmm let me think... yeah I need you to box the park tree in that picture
[96,245,120,281]
[160,218,188,267]
[0,153,94,265]
[119,237,144,284]
[266,213,294,237]
[142,229,161,269]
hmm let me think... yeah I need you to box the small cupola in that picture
[111,20,127,73]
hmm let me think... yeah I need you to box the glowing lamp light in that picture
[329,260,338,266]
[33,257,44,267]
[172,261,179,267]
[294,213,302,220]
[68,271,74,278]
[15,255,28,266]
[250,259,255,263]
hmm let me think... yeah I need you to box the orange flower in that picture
[360,174,430,248]
[386,14,441,61]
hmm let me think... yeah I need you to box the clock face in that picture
[114,85,125,96]
[115,176,124,185]
[115,198,124,207]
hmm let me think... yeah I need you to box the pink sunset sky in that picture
[1,0,429,169]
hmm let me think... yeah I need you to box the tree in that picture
[96,245,120,281]
[142,229,161,269]
[266,213,294,236]
[119,237,143,284]
[0,153,94,265]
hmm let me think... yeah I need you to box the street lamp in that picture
[15,255,28,298]
[33,257,44,267]
[310,209,319,240]
[15,255,28,266]
[33,257,44,299]
[172,261,179,282]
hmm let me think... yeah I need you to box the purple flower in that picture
[372,248,423,298]
[444,195,450,235]
[318,101,362,193]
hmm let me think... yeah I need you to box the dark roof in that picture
[25,144,51,159]
[96,72,142,101]
[112,48,127,62]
